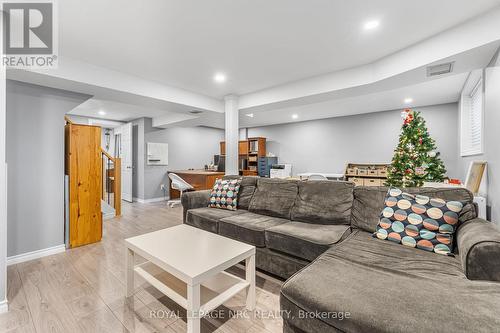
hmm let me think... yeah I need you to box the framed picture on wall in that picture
[147,142,169,165]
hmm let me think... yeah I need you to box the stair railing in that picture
[101,148,121,216]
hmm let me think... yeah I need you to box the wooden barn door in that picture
[65,123,102,248]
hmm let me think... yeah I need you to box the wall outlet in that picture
[160,184,166,191]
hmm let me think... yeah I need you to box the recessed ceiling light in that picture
[245,113,254,118]
[292,114,299,119]
[364,20,380,30]
[404,98,413,104]
[98,110,106,116]
[213,73,226,83]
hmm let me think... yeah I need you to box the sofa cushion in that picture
[223,176,258,210]
[185,207,245,233]
[238,176,258,210]
[291,180,353,225]
[265,222,350,261]
[208,178,241,210]
[256,247,309,280]
[219,212,288,247]
[249,178,298,219]
[281,230,500,333]
[374,188,465,256]
[351,186,476,233]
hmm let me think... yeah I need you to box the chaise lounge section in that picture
[182,177,500,332]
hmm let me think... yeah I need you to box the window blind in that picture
[461,76,483,156]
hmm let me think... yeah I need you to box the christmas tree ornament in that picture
[415,167,425,175]
[401,108,414,125]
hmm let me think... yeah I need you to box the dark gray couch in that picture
[182,177,500,333]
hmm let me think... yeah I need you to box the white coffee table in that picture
[125,224,256,333]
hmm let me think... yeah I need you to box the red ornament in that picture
[419,137,423,145]
[403,109,414,125]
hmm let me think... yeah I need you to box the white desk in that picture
[125,225,256,333]
[297,172,344,180]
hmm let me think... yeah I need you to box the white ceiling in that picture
[68,98,196,122]
[8,1,500,128]
[68,97,226,128]
[69,71,469,130]
[59,0,500,98]
[239,72,469,128]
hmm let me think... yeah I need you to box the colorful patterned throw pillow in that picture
[208,178,241,210]
[373,188,464,256]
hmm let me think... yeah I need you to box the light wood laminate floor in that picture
[0,202,284,333]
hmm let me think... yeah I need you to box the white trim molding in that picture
[0,300,8,314]
[7,244,66,266]
[133,197,169,204]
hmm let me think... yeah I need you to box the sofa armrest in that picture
[457,218,500,282]
[181,190,211,222]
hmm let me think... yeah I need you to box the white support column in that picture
[224,95,239,176]
[0,13,8,313]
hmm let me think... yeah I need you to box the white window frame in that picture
[460,69,484,157]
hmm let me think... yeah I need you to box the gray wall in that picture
[0,59,6,307]
[132,117,224,200]
[247,103,459,178]
[6,80,90,256]
[132,118,145,199]
[458,53,500,223]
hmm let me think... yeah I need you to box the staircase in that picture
[101,200,116,220]
[101,148,122,217]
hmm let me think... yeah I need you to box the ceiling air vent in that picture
[189,110,203,114]
[426,62,454,77]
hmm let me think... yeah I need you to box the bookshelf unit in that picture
[247,137,266,176]
[219,137,266,176]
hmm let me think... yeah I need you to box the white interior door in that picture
[119,123,133,202]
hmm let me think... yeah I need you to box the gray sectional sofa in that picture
[181,176,500,333]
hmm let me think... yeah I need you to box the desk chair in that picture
[307,174,328,181]
[167,173,194,207]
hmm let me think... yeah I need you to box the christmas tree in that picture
[386,109,446,187]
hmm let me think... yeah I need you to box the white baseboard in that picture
[133,197,169,204]
[0,300,8,314]
[7,244,66,266]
